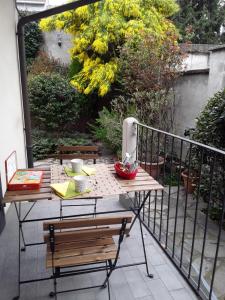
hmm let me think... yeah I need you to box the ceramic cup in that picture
[73,175,89,193]
[71,159,83,173]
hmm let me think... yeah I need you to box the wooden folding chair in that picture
[43,214,132,299]
[57,145,100,218]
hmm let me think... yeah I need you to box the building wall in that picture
[0,0,26,198]
[174,73,209,136]
[207,49,225,98]
[42,31,71,64]
[174,47,225,136]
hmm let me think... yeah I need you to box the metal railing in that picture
[135,122,225,300]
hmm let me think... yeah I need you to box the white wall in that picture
[0,0,27,198]
[42,31,71,64]
[184,52,209,71]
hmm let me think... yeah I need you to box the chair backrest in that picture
[58,145,100,165]
[43,215,132,247]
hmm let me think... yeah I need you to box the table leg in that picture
[138,212,153,278]
[14,203,26,251]
[128,191,150,234]
[13,202,21,300]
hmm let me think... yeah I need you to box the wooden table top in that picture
[51,163,163,200]
[2,163,163,204]
[2,166,52,204]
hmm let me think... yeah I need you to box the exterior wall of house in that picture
[207,48,225,98]
[184,52,209,71]
[174,73,209,136]
[0,0,27,198]
[174,47,225,137]
[42,31,71,64]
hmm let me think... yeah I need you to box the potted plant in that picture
[181,169,198,193]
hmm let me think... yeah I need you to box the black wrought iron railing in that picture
[135,122,225,300]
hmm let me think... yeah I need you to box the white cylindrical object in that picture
[71,159,83,173]
[122,117,138,163]
[73,175,88,192]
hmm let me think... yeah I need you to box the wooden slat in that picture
[47,243,116,260]
[44,227,129,243]
[124,185,163,192]
[42,178,50,183]
[3,192,52,203]
[43,215,132,230]
[5,187,51,196]
[47,250,117,268]
[58,154,99,160]
[58,145,99,152]
[40,182,50,187]
[120,180,160,187]
[50,237,114,252]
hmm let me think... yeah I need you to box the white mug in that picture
[71,159,83,173]
[73,175,90,193]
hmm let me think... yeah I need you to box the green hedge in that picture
[29,73,87,133]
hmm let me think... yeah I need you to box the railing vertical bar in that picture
[156,132,160,180]
[136,124,139,161]
[148,193,151,228]
[209,156,225,299]
[145,128,148,169]
[150,130,154,174]
[143,192,145,221]
[165,136,174,249]
[172,139,183,258]
[180,143,193,268]
[153,191,157,234]
[197,153,216,291]
[159,134,167,242]
[188,148,204,278]
[139,126,144,164]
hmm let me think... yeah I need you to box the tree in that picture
[39,0,179,96]
[173,0,225,44]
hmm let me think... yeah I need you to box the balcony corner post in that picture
[122,117,138,163]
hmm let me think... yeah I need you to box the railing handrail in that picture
[135,121,225,156]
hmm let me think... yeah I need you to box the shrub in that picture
[28,51,68,77]
[91,107,123,157]
[192,89,225,210]
[28,73,86,133]
[32,130,92,161]
[24,20,43,65]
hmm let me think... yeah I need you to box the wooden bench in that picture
[58,145,100,165]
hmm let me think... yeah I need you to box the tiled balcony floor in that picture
[0,195,199,300]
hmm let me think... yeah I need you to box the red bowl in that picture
[114,162,138,180]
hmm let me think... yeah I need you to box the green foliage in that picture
[24,21,43,65]
[40,0,179,96]
[28,73,87,133]
[91,107,123,157]
[192,89,225,209]
[32,130,92,161]
[119,32,184,131]
[173,0,225,43]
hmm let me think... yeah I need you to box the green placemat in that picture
[51,180,91,200]
[64,166,85,177]
[64,166,96,177]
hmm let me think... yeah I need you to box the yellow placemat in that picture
[50,181,91,200]
[64,166,96,177]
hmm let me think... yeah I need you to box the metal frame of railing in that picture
[135,121,225,300]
